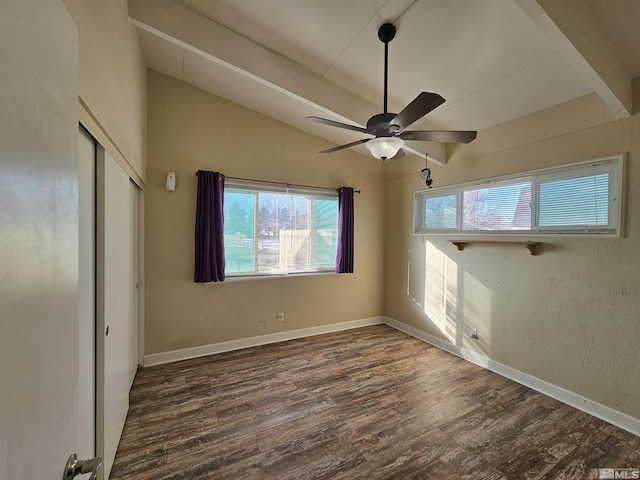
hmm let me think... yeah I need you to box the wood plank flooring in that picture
[110,325,639,480]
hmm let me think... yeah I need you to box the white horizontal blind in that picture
[537,173,609,228]
[462,181,531,231]
[414,155,623,237]
[425,194,457,229]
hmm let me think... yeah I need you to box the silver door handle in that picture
[62,454,102,480]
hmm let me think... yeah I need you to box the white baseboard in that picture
[144,316,384,367]
[384,316,640,437]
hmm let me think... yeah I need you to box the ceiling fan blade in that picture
[319,138,370,154]
[306,116,370,134]
[391,92,445,131]
[399,130,477,143]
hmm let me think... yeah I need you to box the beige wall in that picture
[145,71,385,354]
[385,92,640,420]
[63,0,147,184]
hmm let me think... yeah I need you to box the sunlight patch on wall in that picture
[424,241,458,342]
[461,270,492,353]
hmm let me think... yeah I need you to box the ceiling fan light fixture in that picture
[366,136,404,160]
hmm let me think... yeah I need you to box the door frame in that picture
[78,124,97,459]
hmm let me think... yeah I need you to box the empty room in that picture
[2,1,639,479]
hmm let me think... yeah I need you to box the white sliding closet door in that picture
[97,149,139,479]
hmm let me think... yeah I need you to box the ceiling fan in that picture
[306,23,477,161]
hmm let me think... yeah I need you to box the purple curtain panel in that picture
[194,170,226,282]
[335,186,354,273]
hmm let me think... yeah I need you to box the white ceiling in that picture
[129,0,639,164]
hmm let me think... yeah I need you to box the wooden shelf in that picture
[449,240,542,256]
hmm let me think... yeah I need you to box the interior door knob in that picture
[62,453,102,480]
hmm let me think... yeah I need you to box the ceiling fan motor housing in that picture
[366,112,400,135]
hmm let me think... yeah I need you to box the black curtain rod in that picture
[197,172,361,193]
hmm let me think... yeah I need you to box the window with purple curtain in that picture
[335,186,354,273]
[194,170,225,282]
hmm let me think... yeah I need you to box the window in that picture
[462,181,531,231]
[425,194,457,229]
[224,184,339,276]
[414,155,623,237]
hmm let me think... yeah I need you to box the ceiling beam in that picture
[128,0,448,164]
[515,0,632,118]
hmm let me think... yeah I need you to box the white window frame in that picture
[414,154,624,238]
[224,181,340,279]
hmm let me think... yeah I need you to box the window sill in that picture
[414,231,622,239]
[221,271,340,283]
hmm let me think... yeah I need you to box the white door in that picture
[0,0,82,478]
[97,150,139,479]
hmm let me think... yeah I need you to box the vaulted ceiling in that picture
[129,0,639,164]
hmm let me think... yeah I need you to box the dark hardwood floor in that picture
[110,325,639,480]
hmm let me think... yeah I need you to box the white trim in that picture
[137,188,145,366]
[144,316,384,367]
[223,271,338,283]
[384,316,640,438]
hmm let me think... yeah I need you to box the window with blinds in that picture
[414,155,623,237]
[537,173,609,228]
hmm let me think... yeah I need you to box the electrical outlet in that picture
[277,312,284,322]
[470,328,479,339]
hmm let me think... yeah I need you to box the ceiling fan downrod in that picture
[378,23,396,115]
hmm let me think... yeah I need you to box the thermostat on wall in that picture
[166,172,176,191]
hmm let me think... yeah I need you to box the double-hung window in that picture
[414,155,623,237]
[224,183,339,276]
